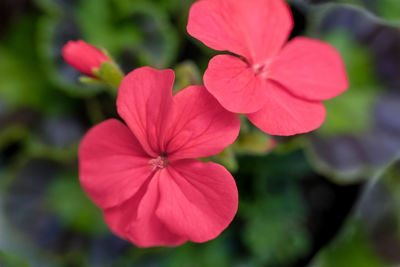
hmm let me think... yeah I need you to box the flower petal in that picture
[269,37,349,101]
[187,0,293,64]
[166,85,240,160]
[117,67,175,157]
[79,119,152,209]
[156,159,238,243]
[204,55,267,114]
[247,83,326,136]
[104,172,187,247]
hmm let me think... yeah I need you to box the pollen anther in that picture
[149,155,169,170]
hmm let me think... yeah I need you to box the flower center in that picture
[251,60,272,79]
[252,63,265,74]
[149,155,169,170]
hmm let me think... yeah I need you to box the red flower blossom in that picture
[62,40,109,77]
[187,0,349,136]
[79,67,240,247]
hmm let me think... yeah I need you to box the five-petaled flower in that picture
[187,0,349,136]
[62,40,110,78]
[79,67,240,247]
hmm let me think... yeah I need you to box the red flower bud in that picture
[62,40,110,78]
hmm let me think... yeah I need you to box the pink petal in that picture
[104,172,187,247]
[117,67,175,157]
[187,0,293,64]
[246,83,326,136]
[204,55,267,114]
[156,159,238,243]
[166,85,240,160]
[79,119,153,209]
[269,37,349,101]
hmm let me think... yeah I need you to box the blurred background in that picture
[0,0,400,266]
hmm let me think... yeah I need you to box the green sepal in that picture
[95,62,124,89]
[79,76,103,85]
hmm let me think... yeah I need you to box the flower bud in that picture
[62,40,110,78]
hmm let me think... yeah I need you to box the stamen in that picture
[252,63,264,74]
[252,60,272,78]
[149,155,169,170]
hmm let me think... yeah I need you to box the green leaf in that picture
[233,131,273,155]
[0,125,30,150]
[166,239,232,267]
[36,17,105,98]
[212,147,239,172]
[78,0,179,68]
[45,173,108,235]
[319,88,377,136]
[311,220,388,267]
[317,31,379,136]
[0,250,29,267]
[378,0,400,24]
[0,17,51,112]
[305,1,400,27]
[242,189,310,266]
[173,61,202,94]
[310,160,400,267]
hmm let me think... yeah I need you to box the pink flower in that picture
[79,67,240,247]
[62,40,109,77]
[187,0,349,136]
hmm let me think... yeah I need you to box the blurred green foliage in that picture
[311,162,400,267]
[0,250,29,267]
[242,191,310,266]
[378,0,400,23]
[0,18,57,113]
[311,220,387,267]
[45,173,108,235]
[318,31,379,136]
[304,7,400,184]
[316,0,400,26]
